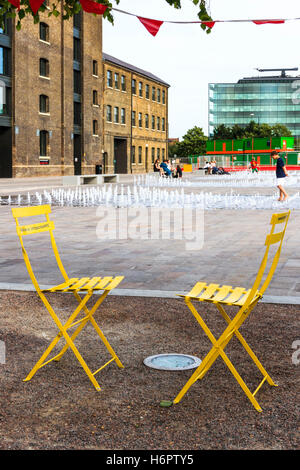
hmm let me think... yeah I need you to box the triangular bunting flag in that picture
[79,0,108,15]
[253,20,285,25]
[7,0,20,9]
[138,16,164,37]
[29,0,44,15]
[202,21,215,28]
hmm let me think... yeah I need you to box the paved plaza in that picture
[0,173,299,302]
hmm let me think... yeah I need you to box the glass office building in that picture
[209,72,300,137]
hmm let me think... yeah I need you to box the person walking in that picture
[271,150,289,201]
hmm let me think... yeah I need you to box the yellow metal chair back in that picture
[12,205,68,292]
[162,211,290,412]
[12,204,124,391]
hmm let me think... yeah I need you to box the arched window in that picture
[39,22,49,42]
[39,94,49,113]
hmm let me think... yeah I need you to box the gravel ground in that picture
[0,290,299,450]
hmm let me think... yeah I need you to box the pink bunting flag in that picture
[7,0,20,9]
[253,20,285,25]
[29,0,44,15]
[79,0,108,15]
[138,16,164,37]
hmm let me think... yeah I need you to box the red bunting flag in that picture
[253,20,285,25]
[29,0,44,15]
[79,0,108,15]
[7,0,20,9]
[138,16,164,37]
[202,21,215,28]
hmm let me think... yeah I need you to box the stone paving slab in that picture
[0,197,299,298]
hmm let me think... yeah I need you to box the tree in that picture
[170,126,207,158]
[213,121,292,140]
[213,124,231,139]
[0,0,212,33]
[270,123,292,137]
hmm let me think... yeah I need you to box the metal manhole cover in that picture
[143,353,201,371]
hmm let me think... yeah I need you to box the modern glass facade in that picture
[209,76,300,137]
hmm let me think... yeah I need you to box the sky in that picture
[102,0,300,139]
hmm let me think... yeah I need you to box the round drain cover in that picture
[143,353,201,371]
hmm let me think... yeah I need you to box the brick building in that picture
[102,53,170,174]
[0,8,102,178]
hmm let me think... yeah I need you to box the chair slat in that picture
[47,278,79,292]
[104,276,124,291]
[199,284,219,300]
[223,287,246,305]
[270,212,290,225]
[187,282,207,298]
[265,231,284,246]
[80,277,102,290]
[66,277,91,291]
[12,205,51,218]
[211,285,232,302]
[17,221,55,236]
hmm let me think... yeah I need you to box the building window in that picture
[121,75,126,91]
[138,112,142,127]
[157,117,160,130]
[162,117,165,131]
[73,70,81,94]
[157,148,160,159]
[40,130,49,156]
[107,70,112,87]
[73,11,82,30]
[73,37,81,61]
[39,94,49,114]
[157,88,161,102]
[93,90,98,105]
[152,115,155,130]
[152,86,155,100]
[132,110,136,126]
[132,146,136,164]
[138,146,142,164]
[139,81,143,97]
[39,22,49,42]
[106,105,112,122]
[162,90,165,104]
[93,120,98,135]
[145,114,149,129]
[114,72,120,89]
[114,106,119,123]
[114,72,119,89]
[39,58,49,77]
[74,102,81,125]
[121,108,126,124]
[145,84,149,99]
[0,15,11,35]
[132,79,136,94]
[92,60,98,76]
[0,47,10,75]
[162,148,165,160]
[151,147,155,163]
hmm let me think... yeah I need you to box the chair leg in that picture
[172,299,267,411]
[216,303,277,387]
[53,290,124,369]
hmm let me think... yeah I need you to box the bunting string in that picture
[6,0,300,36]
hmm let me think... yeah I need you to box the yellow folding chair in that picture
[161,211,290,412]
[12,204,124,391]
